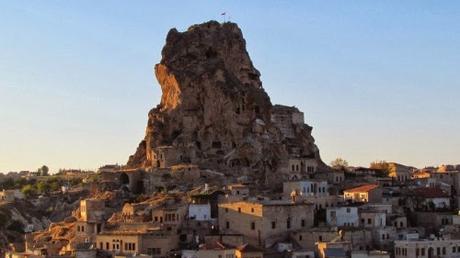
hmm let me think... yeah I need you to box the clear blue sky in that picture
[1,1,459,173]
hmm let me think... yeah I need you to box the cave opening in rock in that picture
[120,172,129,185]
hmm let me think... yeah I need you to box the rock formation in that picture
[128,21,326,186]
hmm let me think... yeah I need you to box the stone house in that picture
[287,158,318,174]
[196,241,236,258]
[227,184,250,198]
[326,206,359,227]
[218,200,314,247]
[188,203,212,221]
[328,171,345,185]
[75,199,106,243]
[343,184,382,203]
[151,202,187,229]
[388,163,413,183]
[359,210,386,228]
[413,212,453,233]
[394,238,460,258]
[371,227,396,249]
[291,228,372,251]
[96,227,178,257]
[80,199,105,222]
[412,187,451,210]
[283,180,329,198]
[390,215,408,229]
[151,146,179,168]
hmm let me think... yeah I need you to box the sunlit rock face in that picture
[128,20,325,186]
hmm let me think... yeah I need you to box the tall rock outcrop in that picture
[128,21,325,186]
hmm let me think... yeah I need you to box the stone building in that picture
[218,200,314,247]
[151,146,179,168]
[151,202,187,229]
[96,226,178,257]
[394,238,460,258]
[291,228,372,251]
[343,184,382,203]
[188,203,212,221]
[283,180,329,198]
[359,209,386,228]
[75,199,106,243]
[80,199,105,222]
[388,163,413,182]
[196,241,236,258]
[326,206,360,227]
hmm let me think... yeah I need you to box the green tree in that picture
[330,158,349,170]
[370,160,390,175]
[38,165,49,176]
[21,184,36,197]
[36,181,50,194]
[49,181,60,192]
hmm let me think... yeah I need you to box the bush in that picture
[21,184,36,197]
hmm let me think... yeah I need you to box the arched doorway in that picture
[120,172,129,185]
[428,247,433,258]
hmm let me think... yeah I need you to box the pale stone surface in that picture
[127,20,325,186]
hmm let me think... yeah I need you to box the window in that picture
[238,207,241,213]
[330,211,336,217]
[416,248,419,256]
[421,248,425,256]
[106,242,109,250]
[226,221,230,229]
[301,219,306,227]
[442,247,446,255]
[148,248,161,255]
[437,247,440,255]
[299,235,303,241]
[287,218,291,229]
[368,218,372,225]
[225,208,228,213]
[251,208,254,213]
[319,236,323,241]
[271,221,276,229]
[453,247,456,253]
[251,222,255,230]
[346,208,351,213]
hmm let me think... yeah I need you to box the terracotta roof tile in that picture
[344,184,379,193]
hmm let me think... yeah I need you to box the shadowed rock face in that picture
[128,21,324,186]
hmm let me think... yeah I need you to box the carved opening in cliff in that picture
[205,47,218,59]
[120,172,129,185]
